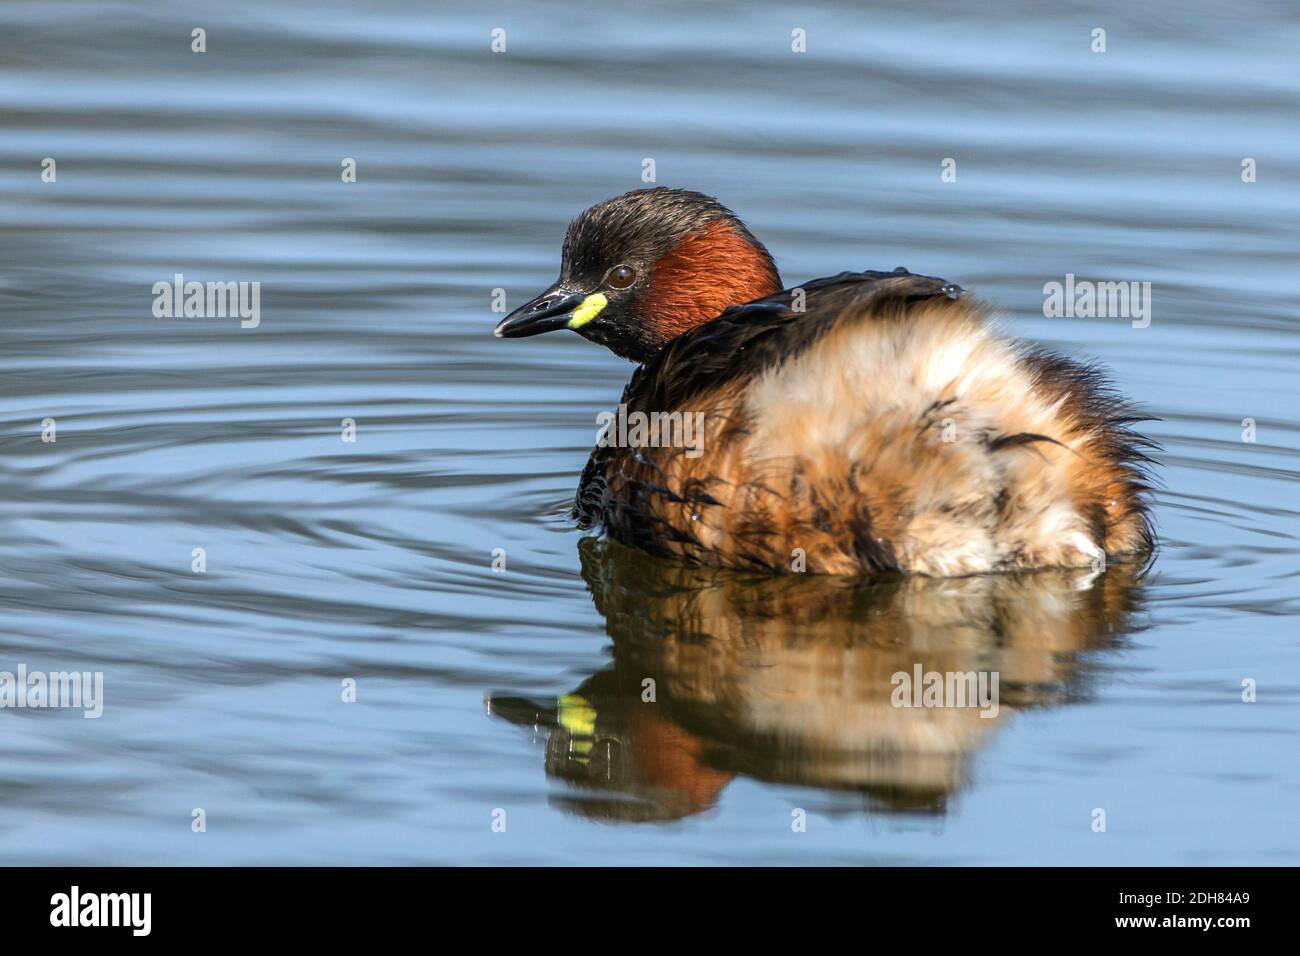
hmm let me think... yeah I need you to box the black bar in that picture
[0,866,1280,940]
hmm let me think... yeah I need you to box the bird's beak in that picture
[494,284,607,338]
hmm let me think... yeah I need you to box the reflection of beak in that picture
[487,693,598,755]
[484,694,555,726]
[494,284,591,338]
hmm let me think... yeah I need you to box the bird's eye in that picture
[605,264,637,290]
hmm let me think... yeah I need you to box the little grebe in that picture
[496,188,1156,576]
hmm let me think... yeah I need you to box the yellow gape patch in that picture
[557,693,597,761]
[557,694,596,737]
[567,293,608,329]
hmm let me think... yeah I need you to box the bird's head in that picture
[495,188,782,363]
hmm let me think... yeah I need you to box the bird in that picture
[495,187,1156,576]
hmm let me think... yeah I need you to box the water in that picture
[1,0,1297,864]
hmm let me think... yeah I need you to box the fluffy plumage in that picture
[574,270,1156,575]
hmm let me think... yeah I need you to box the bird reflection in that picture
[487,538,1147,822]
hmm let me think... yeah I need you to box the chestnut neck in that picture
[641,220,782,346]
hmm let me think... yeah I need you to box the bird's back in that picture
[576,270,1155,575]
